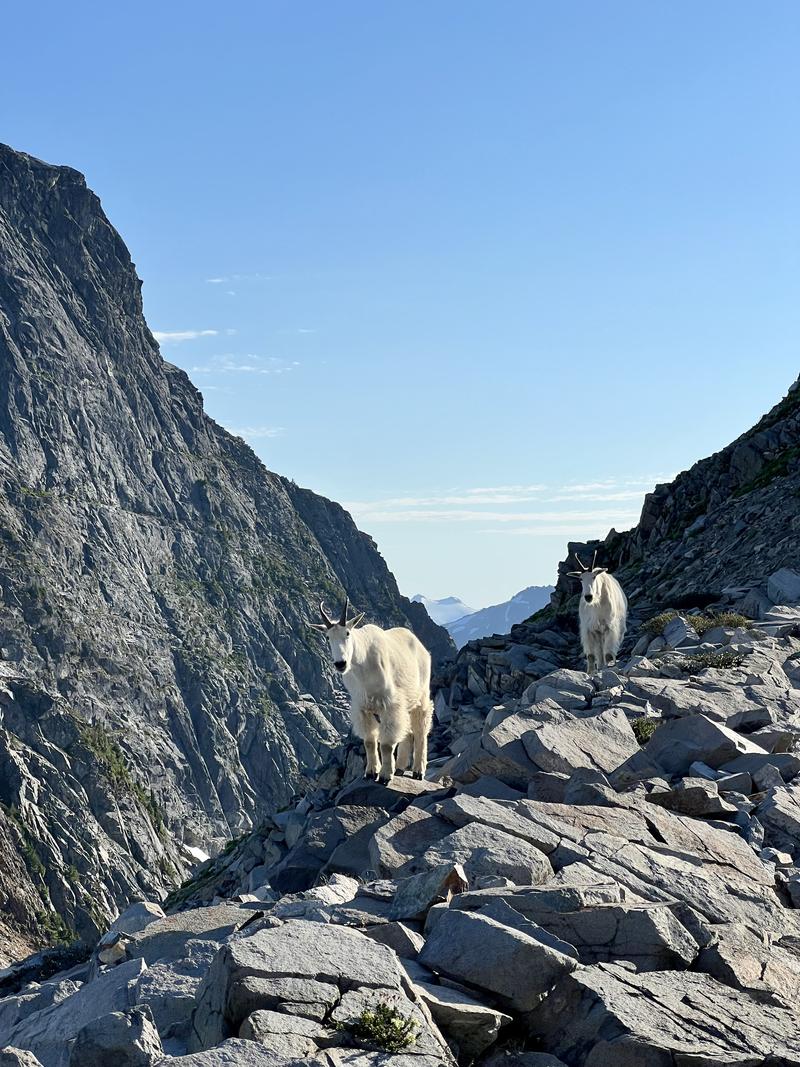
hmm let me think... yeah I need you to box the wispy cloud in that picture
[205,273,274,284]
[342,475,669,537]
[225,425,285,440]
[154,329,219,344]
[186,355,300,376]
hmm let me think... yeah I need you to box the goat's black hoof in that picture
[413,771,424,780]
[363,772,379,781]
[378,776,392,786]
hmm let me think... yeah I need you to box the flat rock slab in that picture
[419,907,577,1013]
[435,794,561,854]
[368,808,452,875]
[166,1038,310,1065]
[128,906,257,966]
[415,822,553,887]
[501,901,698,970]
[531,963,800,1066]
[335,777,443,810]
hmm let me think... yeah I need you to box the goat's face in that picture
[577,568,607,605]
[324,624,355,674]
[311,599,365,674]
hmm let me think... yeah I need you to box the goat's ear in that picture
[348,612,366,628]
[309,622,329,632]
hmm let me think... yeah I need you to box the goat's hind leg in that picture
[410,699,432,780]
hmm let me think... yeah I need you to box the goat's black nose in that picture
[584,594,593,603]
[334,660,347,672]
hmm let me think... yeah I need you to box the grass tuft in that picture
[344,1001,418,1053]
[681,650,745,672]
[632,718,660,745]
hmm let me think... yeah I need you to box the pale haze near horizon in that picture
[2,2,798,608]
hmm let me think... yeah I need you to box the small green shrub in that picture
[632,718,660,745]
[681,650,745,672]
[643,611,751,638]
[688,612,751,636]
[345,1001,418,1053]
[641,611,678,636]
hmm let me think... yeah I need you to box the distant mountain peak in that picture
[412,594,476,626]
[446,585,554,648]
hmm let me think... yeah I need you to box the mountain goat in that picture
[312,599,433,783]
[568,552,628,672]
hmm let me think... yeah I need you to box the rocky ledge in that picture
[4,593,800,1064]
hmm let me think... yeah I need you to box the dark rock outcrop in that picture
[0,143,451,955]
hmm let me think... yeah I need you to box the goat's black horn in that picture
[319,600,335,628]
[339,597,349,626]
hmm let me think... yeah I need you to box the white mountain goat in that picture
[568,552,628,672]
[312,599,433,782]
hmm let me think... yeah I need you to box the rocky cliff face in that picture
[0,143,452,955]
[438,375,800,715]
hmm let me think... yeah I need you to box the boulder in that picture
[0,958,146,1067]
[163,1039,313,1065]
[521,704,640,776]
[484,899,697,970]
[363,922,425,959]
[419,907,578,1013]
[643,714,767,774]
[414,980,512,1060]
[189,920,405,1051]
[107,903,165,939]
[530,963,800,1065]
[435,794,560,854]
[389,864,469,921]
[646,777,737,817]
[697,922,800,1002]
[767,567,800,605]
[68,1007,162,1067]
[133,939,217,1040]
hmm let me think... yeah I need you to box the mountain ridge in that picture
[0,142,452,960]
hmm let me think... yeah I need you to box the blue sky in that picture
[3,1,798,606]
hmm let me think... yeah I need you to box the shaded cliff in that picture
[0,143,452,953]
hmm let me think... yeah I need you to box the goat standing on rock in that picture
[568,552,628,672]
[312,599,433,783]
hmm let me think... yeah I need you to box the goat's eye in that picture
[346,630,350,637]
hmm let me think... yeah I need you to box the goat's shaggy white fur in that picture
[577,569,628,672]
[315,609,433,782]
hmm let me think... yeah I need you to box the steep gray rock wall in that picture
[0,143,452,956]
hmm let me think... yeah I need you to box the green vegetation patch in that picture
[681,650,745,673]
[642,611,751,638]
[641,611,678,637]
[344,1001,418,1053]
[77,723,167,836]
[632,718,660,745]
[735,444,800,496]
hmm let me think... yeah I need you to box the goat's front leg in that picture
[379,740,396,784]
[353,704,380,780]
[364,734,380,780]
